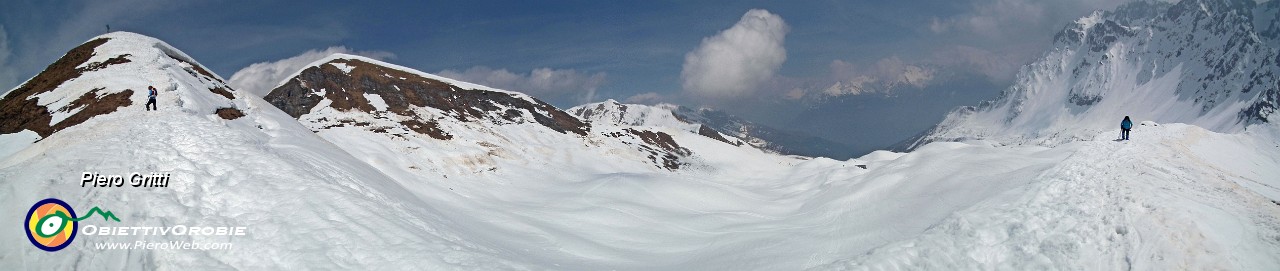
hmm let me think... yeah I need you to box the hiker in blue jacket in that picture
[146,86,157,111]
[1121,116,1132,140]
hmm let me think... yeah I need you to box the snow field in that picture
[1,102,535,269]
[818,123,1280,270]
[308,104,1277,270]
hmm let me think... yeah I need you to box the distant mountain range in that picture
[568,99,860,159]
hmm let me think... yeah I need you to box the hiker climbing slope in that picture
[146,86,158,111]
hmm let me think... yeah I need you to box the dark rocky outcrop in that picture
[697,124,737,145]
[604,128,691,170]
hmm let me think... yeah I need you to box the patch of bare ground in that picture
[215,107,245,120]
[0,38,136,137]
[51,88,134,132]
[209,86,235,100]
[400,118,452,140]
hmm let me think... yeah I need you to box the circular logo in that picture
[25,198,78,252]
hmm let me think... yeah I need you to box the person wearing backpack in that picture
[146,86,158,111]
[1120,116,1132,140]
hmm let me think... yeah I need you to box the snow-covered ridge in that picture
[277,53,524,98]
[570,99,863,159]
[568,99,702,131]
[0,31,242,138]
[570,99,752,150]
[265,53,590,139]
[910,0,1280,149]
[263,51,738,174]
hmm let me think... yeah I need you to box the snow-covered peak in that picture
[911,0,1280,149]
[0,31,244,138]
[264,54,589,139]
[0,32,554,269]
[569,100,864,159]
[263,55,735,171]
[1074,11,1104,30]
[283,53,520,97]
[569,100,700,130]
[86,32,226,82]
[569,100,758,149]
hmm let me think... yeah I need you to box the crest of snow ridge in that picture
[569,100,748,145]
[0,32,241,138]
[263,54,588,140]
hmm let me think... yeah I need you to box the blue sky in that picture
[0,0,1127,151]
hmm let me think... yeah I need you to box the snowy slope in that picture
[263,53,1280,269]
[0,32,241,139]
[910,0,1280,148]
[301,107,1280,268]
[821,123,1280,270]
[0,33,529,269]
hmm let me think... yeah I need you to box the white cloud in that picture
[228,46,394,97]
[624,92,666,104]
[438,66,606,105]
[681,9,788,99]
